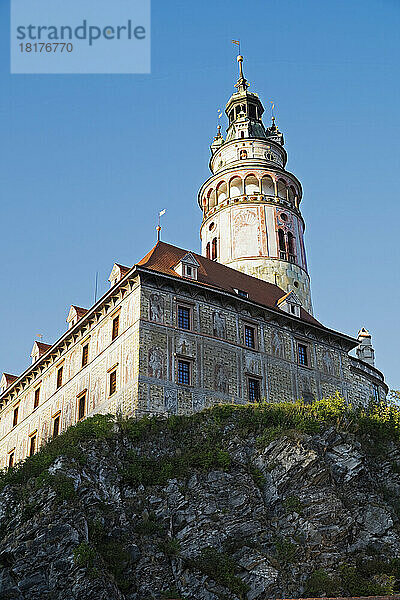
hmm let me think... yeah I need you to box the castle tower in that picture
[198,55,313,314]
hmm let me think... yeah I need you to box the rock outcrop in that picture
[1,400,400,600]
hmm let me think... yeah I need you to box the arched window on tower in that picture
[278,229,286,260]
[245,175,259,196]
[239,149,247,159]
[261,175,274,196]
[212,237,218,260]
[287,232,296,263]
[206,242,211,259]
[229,177,243,198]
[277,179,287,200]
[208,188,216,210]
[216,181,227,204]
[240,131,245,138]
[288,186,296,204]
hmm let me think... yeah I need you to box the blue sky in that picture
[0,0,399,390]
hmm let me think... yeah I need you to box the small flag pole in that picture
[157,209,166,241]
[94,271,99,303]
[232,39,241,55]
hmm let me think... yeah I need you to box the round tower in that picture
[198,55,313,314]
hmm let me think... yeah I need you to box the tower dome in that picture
[198,55,312,314]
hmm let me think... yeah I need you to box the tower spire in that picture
[235,54,249,93]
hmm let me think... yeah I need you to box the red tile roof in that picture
[1,373,18,386]
[70,306,88,319]
[115,264,130,275]
[137,241,320,326]
[35,341,52,354]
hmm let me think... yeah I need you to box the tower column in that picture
[198,55,313,314]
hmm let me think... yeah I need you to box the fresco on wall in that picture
[213,311,226,339]
[148,347,163,379]
[232,208,262,258]
[149,293,164,323]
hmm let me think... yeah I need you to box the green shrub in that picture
[134,513,162,535]
[73,542,97,569]
[189,547,248,598]
[340,564,395,596]
[275,538,298,564]
[160,588,186,599]
[122,445,231,488]
[159,537,181,557]
[305,569,339,597]
[283,495,304,514]
[250,466,266,488]
[0,414,115,491]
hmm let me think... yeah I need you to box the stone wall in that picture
[137,276,386,418]
[0,271,386,467]
[0,281,141,467]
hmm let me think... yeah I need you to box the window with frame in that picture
[177,305,191,330]
[8,452,14,469]
[109,370,117,396]
[112,314,120,341]
[244,324,256,349]
[53,414,60,438]
[13,405,19,428]
[298,343,308,366]
[78,392,86,421]
[177,360,191,385]
[206,242,211,259]
[212,237,218,260]
[82,343,89,367]
[34,387,40,410]
[56,365,63,389]
[248,378,260,403]
[29,435,36,457]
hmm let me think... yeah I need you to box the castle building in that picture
[0,57,387,467]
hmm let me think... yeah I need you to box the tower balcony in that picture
[202,193,297,220]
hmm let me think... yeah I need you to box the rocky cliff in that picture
[2,397,400,600]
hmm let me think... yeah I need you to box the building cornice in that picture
[136,266,359,354]
[0,266,140,408]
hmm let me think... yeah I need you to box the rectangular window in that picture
[298,343,308,366]
[248,378,260,403]
[177,305,191,330]
[109,370,117,396]
[8,452,14,469]
[82,343,89,367]
[244,325,256,349]
[56,366,63,389]
[112,314,120,340]
[177,360,191,385]
[29,435,36,457]
[13,406,19,428]
[34,387,40,410]
[78,393,86,421]
[53,415,60,438]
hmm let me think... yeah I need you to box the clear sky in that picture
[0,0,399,390]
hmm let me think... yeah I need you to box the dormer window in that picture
[30,341,52,364]
[66,306,88,330]
[108,263,130,288]
[234,288,249,299]
[276,291,301,318]
[174,253,200,280]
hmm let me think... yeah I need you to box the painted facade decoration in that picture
[0,55,388,467]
